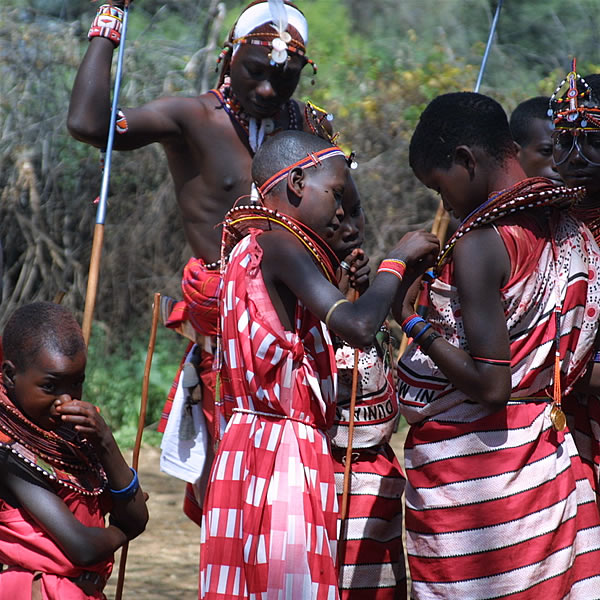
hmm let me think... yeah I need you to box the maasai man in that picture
[199,130,439,599]
[509,96,562,183]
[68,0,332,524]
[0,302,148,599]
[551,64,600,509]
[328,177,407,599]
[396,92,600,599]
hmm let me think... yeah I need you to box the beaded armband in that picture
[377,258,406,282]
[88,4,124,47]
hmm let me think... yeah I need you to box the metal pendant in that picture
[550,405,566,432]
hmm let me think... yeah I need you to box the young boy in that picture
[0,302,148,599]
[509,96,562,183]
[396,92,600,599]
[328,178,407,599]
[199,130,439,599]
[552,68,600,508]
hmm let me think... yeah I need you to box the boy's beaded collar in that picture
[436,178,585,270]
[222,204,339,284]
[550,58,600,131]
[0,382,107,496]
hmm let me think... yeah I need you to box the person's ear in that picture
[2,360,17,390]
[514,141,522,158]
[453,145,477,180]
[286,167,305,206]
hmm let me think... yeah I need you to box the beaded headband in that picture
[257,147,350,198]
[549,58,600,131]
[217,1,317,76]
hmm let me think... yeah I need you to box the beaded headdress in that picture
[549,58,600,131]
[217,0,317,80]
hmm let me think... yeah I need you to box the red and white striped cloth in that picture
[200,231,340,599]
[330,343,406,599]
[397,210,600,599]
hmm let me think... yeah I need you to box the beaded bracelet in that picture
[109,467,139,500]
[412,323,431,343]
[402,315,426,338]
[88,4,124,46]
[377,258,406,282]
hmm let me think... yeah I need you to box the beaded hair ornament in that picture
[216,0,317,82]
[257,146,354,197]
[549,58,600,130]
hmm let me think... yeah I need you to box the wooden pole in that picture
[114,292,161,600]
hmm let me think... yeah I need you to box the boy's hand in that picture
[53,398,114,449]
[388,230,439,272]
[338,248,370,297]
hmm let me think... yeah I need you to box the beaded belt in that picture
[232,407,320,429]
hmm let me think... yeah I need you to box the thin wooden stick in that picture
[340,346,360,521]
[114,292,161,600]
[82,223,104,346]
[338,289,360,567]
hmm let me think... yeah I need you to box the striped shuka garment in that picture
[564,206,600,511]
[397,209,600,599]
[200,231,340,600]
[329,341,406,599]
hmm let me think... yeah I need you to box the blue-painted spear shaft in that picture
[82,4,130,346]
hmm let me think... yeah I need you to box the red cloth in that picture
[165,258,221,337]
[200,231,340,599]
[0,488,112,599]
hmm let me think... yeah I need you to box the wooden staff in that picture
[338,288,360,566]
[82,2,132,346]
[114,292,161,600]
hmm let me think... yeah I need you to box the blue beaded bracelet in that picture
[403,315,426,338]
[109,467,139,499]
[412,323,431,343]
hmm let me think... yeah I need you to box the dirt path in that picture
[105,446,200,599]
[104,432,408,599]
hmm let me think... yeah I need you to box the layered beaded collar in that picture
[0,382,107,496]
[222,204,339,284]
[436,178,585,270]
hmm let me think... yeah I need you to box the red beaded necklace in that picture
[0,385,107,495]
[222,204,339,283]
[436,178,585,270]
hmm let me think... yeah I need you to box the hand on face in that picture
[54,398,112,448]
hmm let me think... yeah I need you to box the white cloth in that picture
[233,1,308,46]
[160,346,211,491]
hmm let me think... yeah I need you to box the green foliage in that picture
[85,324,185,447]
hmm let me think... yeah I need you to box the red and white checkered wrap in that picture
[200,231,340,599]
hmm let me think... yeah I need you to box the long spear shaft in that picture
[474,0,505,93]
[82,4,131,346]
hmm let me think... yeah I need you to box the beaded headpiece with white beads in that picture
[549,58,600,131]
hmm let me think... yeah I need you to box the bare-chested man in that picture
[68,0,330,525]
[68,0,325,263]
